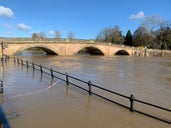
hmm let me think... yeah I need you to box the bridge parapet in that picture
[2,38,133,48]
[3,38,96,44]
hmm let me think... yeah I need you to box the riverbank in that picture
[134,47,171,57]
[0,56,170,128]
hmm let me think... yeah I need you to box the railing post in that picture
[0,80,3,93]
[40,65,43,74]
[4,55,8,62]
[21,60,23,66]
[7,55,10,60]
[26,61,28,68]
[50,68,54,79]
[32,62,35,70]
[88,80,92,95]
[14,57,16,63]
[130,94,135,112]
[17,58,19,64]
[65,73,69,85]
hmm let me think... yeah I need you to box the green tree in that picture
[124,30,133,46]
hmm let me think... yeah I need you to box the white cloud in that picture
[129,11,145,20]
[18,23,32,31]
[0,6,14,18]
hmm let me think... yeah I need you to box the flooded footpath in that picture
[0,56,171,128]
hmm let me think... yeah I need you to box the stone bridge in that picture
[3,40,135,56]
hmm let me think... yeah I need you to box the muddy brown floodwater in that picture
[0,55,171,128]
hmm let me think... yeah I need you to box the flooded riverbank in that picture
[0,56,171,128]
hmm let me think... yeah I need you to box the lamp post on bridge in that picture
[1,41,8,61]
[0,41,3,61]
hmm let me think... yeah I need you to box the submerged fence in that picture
[13,57,171,124]
[0,57,11,128]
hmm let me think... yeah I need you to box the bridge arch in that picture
[75,46,104,55]
[115,50,129,55]
[14,45,59,55]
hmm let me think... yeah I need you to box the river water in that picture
[0,51,171,127]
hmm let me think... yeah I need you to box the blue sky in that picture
[0,0,171,39]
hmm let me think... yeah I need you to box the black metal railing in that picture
[13,57,171,124]
[0,80,3,93]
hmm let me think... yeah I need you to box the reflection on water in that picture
[1,54,171,128]
[16,48,46,56]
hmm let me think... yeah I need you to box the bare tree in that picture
[67,31,74,41]
[140,15,171,49]
[141,15,164,33]
[32,32,47,41]
[133,27,151,46]
[39,32,46,41]
[54,30,61,40]
[112,26,124,44]
[32,33,39,41]
[96,27,112,42]
[156,20,171,49]
[96,26,124,44]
